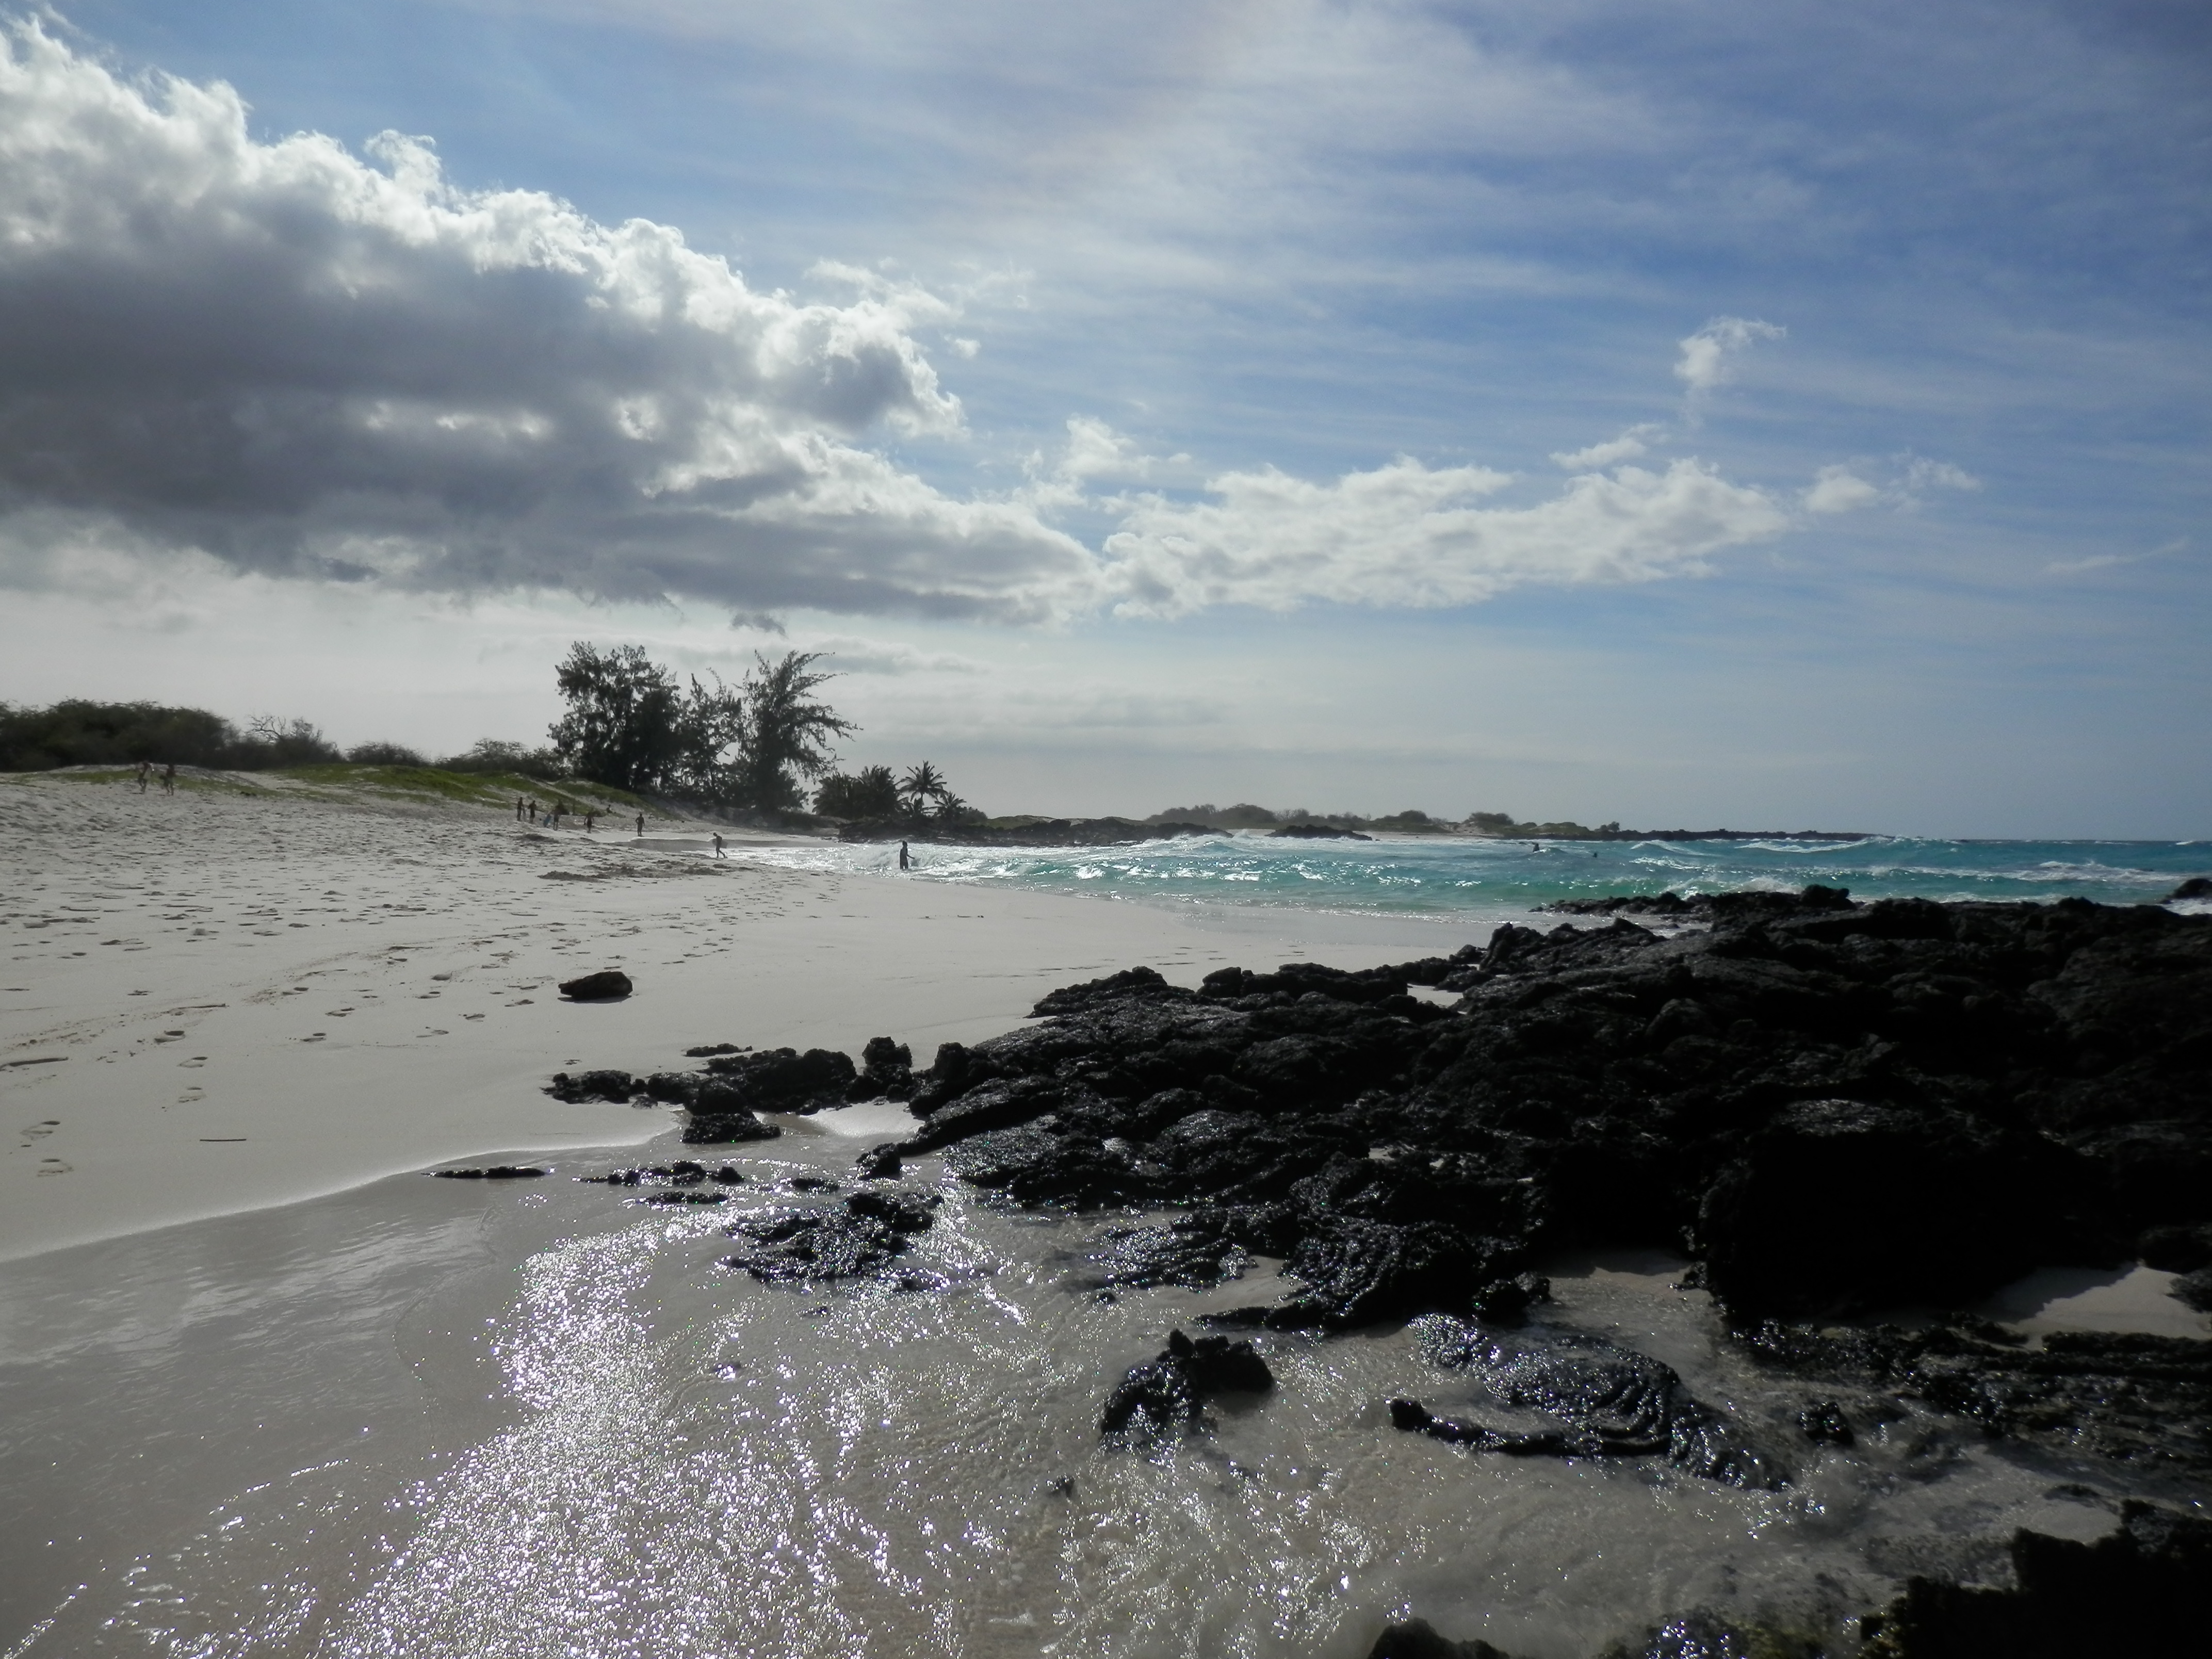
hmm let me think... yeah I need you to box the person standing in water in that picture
[635,812,645,837]
[584,810,595,834]
[515,796,525,821]
[898,840,911,871]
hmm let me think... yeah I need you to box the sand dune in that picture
[0,770,1477,1261]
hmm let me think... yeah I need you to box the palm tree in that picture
[898,761,948,818]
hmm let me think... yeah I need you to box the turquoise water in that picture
[739,834,2212,920]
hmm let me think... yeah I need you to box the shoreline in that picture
[0,771,1487,1263]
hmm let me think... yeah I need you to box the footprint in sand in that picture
[18,1120,58,1149]
[36,1158,70,1176]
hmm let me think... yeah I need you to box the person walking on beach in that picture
[635,812,645,837]
[137,760,151,793]
[528,800,538,824]
[711,832,726,859]
[898,840,911,871]
[161,762,176,796]
[515,796,525,821]
[584,810,595,834]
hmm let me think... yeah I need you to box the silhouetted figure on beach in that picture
[635,812,645,837]
[137,760,151,793]
[899,840,911,871]
[515,796,525,821]
[584,811,595,833]
[161,762,176,796]
[528,800,538,824]
[711,833,727,859]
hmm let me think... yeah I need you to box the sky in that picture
[0,0,2206,835]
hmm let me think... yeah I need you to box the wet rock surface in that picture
[1860,1499,2212,1657]
[718,1186,942,1287]
[1738,1318,2212,1471]
[1098,1328,1275,1437]
[1396,1315,1788,1488]
[431,1164,546,1180]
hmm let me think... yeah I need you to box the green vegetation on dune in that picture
[273,764,660,816]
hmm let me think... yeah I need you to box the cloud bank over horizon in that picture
[0,22,1827,625]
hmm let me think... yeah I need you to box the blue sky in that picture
[0,1,2205,833]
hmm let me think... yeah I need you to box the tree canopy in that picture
[547,643,856,812]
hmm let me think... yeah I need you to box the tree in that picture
[671,673,747,803]
[243,715,342,767]
[548,642,681,792]
[815,765,901,820]
[728,652,856,812]
[898,761,948,818]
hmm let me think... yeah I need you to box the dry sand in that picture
[0,770,1482,1262]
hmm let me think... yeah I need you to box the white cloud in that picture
[0,22,1096,620]
[0,25,1827,630]
[1551,423,1668,470]
[1101,456,1788,617]
[1802,465,1883,514]
[2047,537,2186,576]
[1676,317,1786,402]
[1902,457,1982,494]
[1800,454,1982,515]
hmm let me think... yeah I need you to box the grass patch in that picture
[273,765,663,818]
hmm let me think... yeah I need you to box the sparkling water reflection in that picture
[7,1121,2193,1658]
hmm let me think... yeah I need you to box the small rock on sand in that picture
[559,970,633,1001]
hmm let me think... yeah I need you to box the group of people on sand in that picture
[135,760,175,796]
[511,796,647,838]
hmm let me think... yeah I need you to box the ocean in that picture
[733,833,2211,920]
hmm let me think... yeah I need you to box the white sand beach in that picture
[0,770,1474,1263]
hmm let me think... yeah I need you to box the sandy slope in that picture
[0,771,1478,1261]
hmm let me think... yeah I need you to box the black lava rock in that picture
[681,1111,782,1144]
[1405,1316,1787,1488]
[1861,1500,2212,1657]
[1796,1400,1855,1445]
[1364,1619,1517,1659]
[1696,1098,2084,1319]
[432,1165,547,1179]
[700,1046,859,1113]
[558,969,632,1001]
[1737,1320,2212,1472]
[719,1189,939,1286]
[1098,1328,1274,1437]
[854,1142,905,1180]
[2172,1266,2212,1313]
[852,1035,916,1099]
[544,1069,637,1103]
